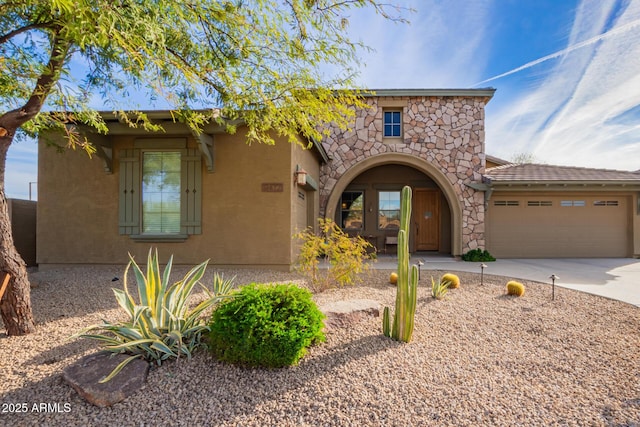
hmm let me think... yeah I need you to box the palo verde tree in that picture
[0,0,407,335]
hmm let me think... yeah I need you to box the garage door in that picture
[486,195,630,258]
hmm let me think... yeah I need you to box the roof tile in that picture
[485,163,640,182]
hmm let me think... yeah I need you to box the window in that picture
[561,200,585,207]
[494,200,520,207]
[594,200,619,206]
[341,191,364,230]
[119,142,202,240]
[383,111,402,137]
[527,201,553,207]
[142,152,181,234]
[379,191,401,229]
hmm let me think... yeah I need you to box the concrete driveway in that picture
[373,256,640,307]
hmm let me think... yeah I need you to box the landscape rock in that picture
[62,352,149,407]
[320,299,380,329]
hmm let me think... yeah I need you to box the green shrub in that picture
[441,273,460,289]
[431,276,450,300]
[75,249,234,382]
[461,248,496,262]
[294,218,374,291]
[506,280,525,297]
[208,283,325,368]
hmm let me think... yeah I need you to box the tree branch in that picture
[0,30,71,134]
[0,22,53,45]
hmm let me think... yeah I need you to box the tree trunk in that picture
[0,29,72,335]
[0,135,36,335]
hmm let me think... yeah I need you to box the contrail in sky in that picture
[473,18,640,86]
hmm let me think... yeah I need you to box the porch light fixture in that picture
[480,263,487,286]
[550,274,559,301]
[295,168,307,186]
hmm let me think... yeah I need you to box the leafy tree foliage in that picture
[0,0,406,335]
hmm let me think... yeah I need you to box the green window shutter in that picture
[119,149,140,235]
[181,148,202,235]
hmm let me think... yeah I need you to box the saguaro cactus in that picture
[382,186,418,343]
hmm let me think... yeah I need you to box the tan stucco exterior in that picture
[37,127,322,269]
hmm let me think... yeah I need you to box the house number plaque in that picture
[261,183,284,192]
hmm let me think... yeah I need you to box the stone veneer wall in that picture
[319,96,491,253]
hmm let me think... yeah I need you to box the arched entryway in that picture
[324,153,463,256]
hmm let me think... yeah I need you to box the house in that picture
[36,89,640,268]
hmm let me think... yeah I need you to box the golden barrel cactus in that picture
[441,273,460,289]
[506,281,525,297]
[389,272,398,285]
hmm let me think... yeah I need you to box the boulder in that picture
[63,352,149,407]
[320,299,381,329]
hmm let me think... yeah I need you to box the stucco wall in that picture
[290,143,323,263]
[319,95,491,255]
[634,192,640,258]
[37,129,299,268]
[8,199,37,266]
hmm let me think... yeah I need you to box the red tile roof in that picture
[485,163,640,183]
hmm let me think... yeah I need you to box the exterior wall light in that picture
[295,168,307,186]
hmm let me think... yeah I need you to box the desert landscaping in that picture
[1,266,639,426]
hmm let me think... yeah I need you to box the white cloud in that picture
[349,0,494,88]
[487,0,640,170]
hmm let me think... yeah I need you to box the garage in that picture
[486,194,630,258]
[483,163,640,258]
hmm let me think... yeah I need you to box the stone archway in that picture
[324,153,464,256]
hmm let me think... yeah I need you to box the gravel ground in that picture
[1,265,639,426]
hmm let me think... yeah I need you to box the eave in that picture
[363,88,496,100]
[74,110,327,174]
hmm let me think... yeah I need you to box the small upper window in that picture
[527,201,552,207]
[494,201,519,207]
[594,200,619,207]
[561,200,585,207]
[383,111,402,137]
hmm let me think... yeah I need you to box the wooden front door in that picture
[414,189,440,251]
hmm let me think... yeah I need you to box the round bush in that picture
[208,283,325,368]
[506,280,525,297]
[441,273,460,289]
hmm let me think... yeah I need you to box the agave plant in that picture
[431,276,451,300]
[75,249,234,382]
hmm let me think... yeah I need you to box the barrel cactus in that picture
[506,281,525,296]
[389,272,398,285]
[441,273,460,289]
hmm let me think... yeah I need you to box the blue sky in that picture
[6,0,640,199]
